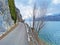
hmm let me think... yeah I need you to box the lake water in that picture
[39,21,60,45]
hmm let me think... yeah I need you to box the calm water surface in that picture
[39,21,60,45]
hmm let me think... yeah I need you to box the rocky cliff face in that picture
[0,0,14,31]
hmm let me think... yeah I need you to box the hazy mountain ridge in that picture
[36,14,60,21]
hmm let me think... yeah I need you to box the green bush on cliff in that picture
[8,0,17,23]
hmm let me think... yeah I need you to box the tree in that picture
[33,0,51,33]
[8,0,17,23]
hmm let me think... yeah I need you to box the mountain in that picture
[35,14,60,21]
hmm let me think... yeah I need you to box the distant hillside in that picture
[35,14,60,21]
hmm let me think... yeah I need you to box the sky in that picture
[15,0,60,26]
[15,0,60,19]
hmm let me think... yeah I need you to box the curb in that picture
[0,23,18,40]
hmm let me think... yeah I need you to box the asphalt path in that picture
[0,22,29,45]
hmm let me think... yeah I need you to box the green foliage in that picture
[8,0,17,23]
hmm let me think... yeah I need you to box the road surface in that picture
[0,22,29,45]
